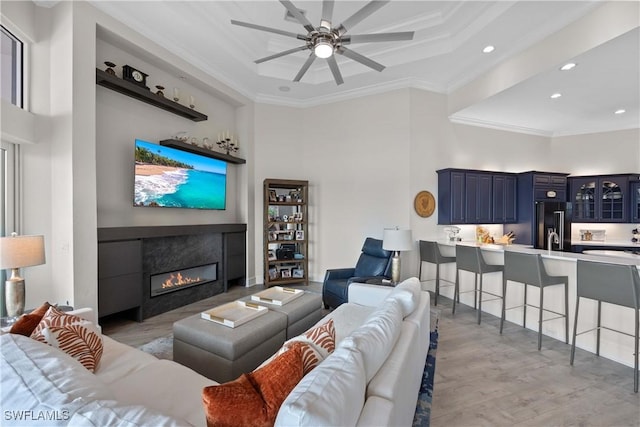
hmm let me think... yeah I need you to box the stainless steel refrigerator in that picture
[535,202,572,251]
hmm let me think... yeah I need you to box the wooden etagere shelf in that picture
[263,179,309,287]
[159,139,246,164]
[96,68,208,122]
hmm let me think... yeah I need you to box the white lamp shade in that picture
[382,228,413,252]
[0,235,46,269]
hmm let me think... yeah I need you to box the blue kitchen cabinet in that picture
[631,181,640,223]
[570,175,633,223]
[466,172,493,223]
[493,174,517,223]
[437,169,466,224]
[437,169,515,224]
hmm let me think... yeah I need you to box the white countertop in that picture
[435,239,640,266]
[571,239,640,247]
[582,250,640,260]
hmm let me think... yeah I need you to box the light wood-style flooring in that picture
[101,282,324,347]
[102,284,640,426]
[431,297,640,427]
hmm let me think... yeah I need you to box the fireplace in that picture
[150,263,218,297]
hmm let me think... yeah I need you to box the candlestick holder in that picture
[216,138,238,155]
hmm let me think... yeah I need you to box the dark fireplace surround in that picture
[97,224,246,321]
[142,233,224,318]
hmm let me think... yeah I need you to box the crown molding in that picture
[449,115,553,137]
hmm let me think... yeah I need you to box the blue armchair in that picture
[322,237,393,309]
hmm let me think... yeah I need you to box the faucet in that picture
[547,228,559,251]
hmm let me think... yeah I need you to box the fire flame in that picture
[162,272,202,289]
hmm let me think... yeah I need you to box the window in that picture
[1,25,23,108]
[1,142,18,317]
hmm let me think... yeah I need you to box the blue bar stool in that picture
[571,260,640,393]
[453,245,503,325]
[418,240,456,306]
[500,251,569,350]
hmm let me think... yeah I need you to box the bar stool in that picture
[418,240,456,306]
[571,260,639,393]
[500,251,569,350]
[453,245,503,325]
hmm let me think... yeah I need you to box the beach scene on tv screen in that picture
[134,139,226,209]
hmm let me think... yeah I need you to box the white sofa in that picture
[0,278,430,426]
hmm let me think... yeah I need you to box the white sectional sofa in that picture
[0,278,430,426]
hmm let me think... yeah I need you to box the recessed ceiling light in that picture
[614,109,626,114]
[279,86,291,92]
[482,45,495,53]
[550,93,562,99]
[560,63,576,71]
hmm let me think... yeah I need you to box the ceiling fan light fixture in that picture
[314,41,334,58]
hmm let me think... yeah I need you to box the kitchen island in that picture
[426,240,639,369]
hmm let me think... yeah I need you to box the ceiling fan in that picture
[231,0,415,85]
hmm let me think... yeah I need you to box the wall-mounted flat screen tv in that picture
[133,139,227,210]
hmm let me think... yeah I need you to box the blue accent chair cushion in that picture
[322,237,392,309]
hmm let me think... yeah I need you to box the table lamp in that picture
[0,233,45,319]
[382,227,413,284]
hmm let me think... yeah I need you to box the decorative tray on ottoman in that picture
[201,301,268,328]
[251,286,304,306]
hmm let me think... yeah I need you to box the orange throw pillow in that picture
[9,301,52,336]
[277,318,336,375]
[202,342,304,427]
[30,306,104,372]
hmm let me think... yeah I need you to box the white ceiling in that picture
[88,0,640,137]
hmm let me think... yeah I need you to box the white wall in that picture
[95,38,240,227]
[550,128,640,176]
[253,88,560,284]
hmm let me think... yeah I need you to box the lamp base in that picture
[390,251,401,284]
[6,273,26,318]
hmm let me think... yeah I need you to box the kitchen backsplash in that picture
[570,223,638,242]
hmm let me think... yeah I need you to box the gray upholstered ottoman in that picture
[239,291,323,339]
[173,310,287,383]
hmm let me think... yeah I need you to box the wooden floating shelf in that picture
[160,139,246,164]
[96,68,207,122]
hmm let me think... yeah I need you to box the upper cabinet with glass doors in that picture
[569,174,639,223]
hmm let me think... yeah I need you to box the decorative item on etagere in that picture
[216,131,239,155]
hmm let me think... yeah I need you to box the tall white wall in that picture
[95,39,240,227]
[253,88,557,283]
[549,128,640,175]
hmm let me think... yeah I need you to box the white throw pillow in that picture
[0,333,114,426]
[339,298,404,381]
[389,277,421,317]
[275,346,366,427]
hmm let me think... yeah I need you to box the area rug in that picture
[137,308,440,426]
[136,334,173,360]
[412,308,440,427]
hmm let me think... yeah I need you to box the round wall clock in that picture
[414,191,436,218]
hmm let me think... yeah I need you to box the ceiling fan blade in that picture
[293,53,317,82]
[320,0,335,29]
[336,1,389,36]
[255,46,309,64]
[231,20,306,40]
[343,32,415,44]
[337,46,385,72]
[327,55,344,85]
[279,0,315,33]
